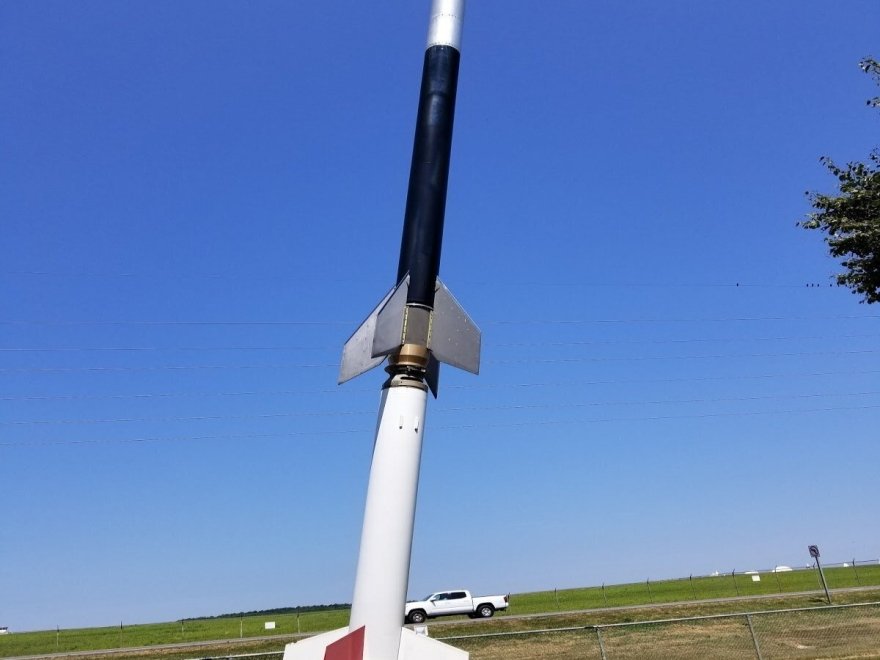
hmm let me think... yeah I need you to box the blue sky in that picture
[2,0,879,633]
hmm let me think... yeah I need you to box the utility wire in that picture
[4,390,879,427]
[3,333,878,353]
[435,404,880,432]
[4,369,879,402]
[494,333,880,348]
[0,320,348,327]
[3,349,877,373]
[0,345,330,353]
[4,403,878,447]
[1,314,878,326]
[489,349,879,366]
[0,270,849,289]
[487,314,880,325]
[437,390,880,414]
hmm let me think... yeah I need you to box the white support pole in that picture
[349,384,428,660]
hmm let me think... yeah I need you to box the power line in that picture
[0,363,335,374]
[0,270,845,288]
[494,333,880,348]
[0,345,330,353]
[0,387,358,402]
[3,333,878,353]
[437,390,880,414]
[4,369,879,401]
[0,320,348,327]
[435,404,880,432]
[489,349,879,366]
[2,409,371,426]
[4,403,878,447]
[1,314,878,326]
[5,348,876,373]
[487,314,880,325]
[5,390,879,427]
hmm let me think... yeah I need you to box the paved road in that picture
[6,585,879,660]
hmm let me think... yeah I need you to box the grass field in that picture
[506,563,880,615]
[447,596,880,659]
[2,564,878,658]
[4,592,880,660]
[451,606,880,660]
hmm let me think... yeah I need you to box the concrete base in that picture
[282,626,468,660]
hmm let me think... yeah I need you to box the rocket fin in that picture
[338,286,398,384]
[425,353,440,398]
[339,276,480,387]
[283,626,467,660]
[372,276,410,357]
[398,627,469,659]
[283,627,351,660]
[429,279,481,375]
[325,626,365,660]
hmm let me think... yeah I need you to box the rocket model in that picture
[283,1,478,659]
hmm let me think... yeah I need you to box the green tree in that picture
[800,58,880,304]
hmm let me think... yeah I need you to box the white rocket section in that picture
[426,0,464,50]
[282,383,467,660]
[349,385,428,660]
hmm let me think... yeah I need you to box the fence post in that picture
[646,579,654,603]
[852,559,861,586]
[732,570,740,597]
[602,583,608,607]
[595,626,608,660]
[689,574,697,600]
[773,567,782,594]
[745,614,763,660]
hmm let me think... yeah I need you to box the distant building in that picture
[0,627,8,635]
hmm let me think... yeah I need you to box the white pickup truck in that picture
[404,590,509,624]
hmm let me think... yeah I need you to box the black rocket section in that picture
[396,45,462,308]
[338,9,479,389]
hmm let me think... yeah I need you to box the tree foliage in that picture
[801,58,880,304]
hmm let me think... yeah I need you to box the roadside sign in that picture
[808,545,820,558]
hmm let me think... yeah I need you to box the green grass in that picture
[504,564,880,615]
[450,602,880,660]
[443,593,880,660]
[0,610,348,658]
[2,564,877,658]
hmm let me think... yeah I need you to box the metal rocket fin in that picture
[372,277,411,358]
[338,285,398,384]
[339,276,480,391]
[429,279,481,375]
[425,353,440,398]
[282,625,468,659]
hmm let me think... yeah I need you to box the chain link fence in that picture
[446,601,880,659]
[536,558,880,611]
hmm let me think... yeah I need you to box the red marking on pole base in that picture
[324,626,365,660]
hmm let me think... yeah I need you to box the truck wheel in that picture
[476,604,495,618]
[407,610,427,624]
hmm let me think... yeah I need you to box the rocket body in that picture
[397,34,461,306]
[348,386,428,659]
[338,0,478,393]
[285,2,476,658]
